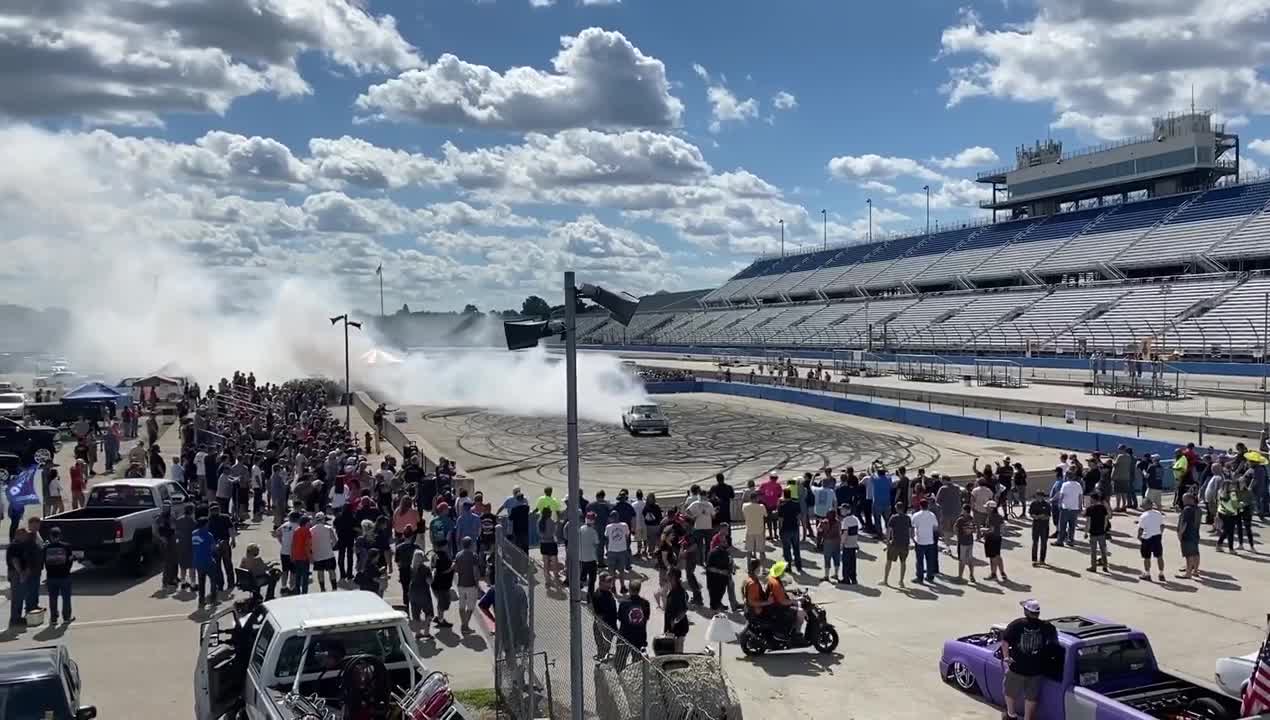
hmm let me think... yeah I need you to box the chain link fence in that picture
[493,531,728,720]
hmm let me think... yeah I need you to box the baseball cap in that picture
[1020,599,1041,614]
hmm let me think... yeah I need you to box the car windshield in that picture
[87,485,155,508]
[1074,638,1152,687]
[631,405,662,417]
[273,626,408,680]
[0,679,72,720]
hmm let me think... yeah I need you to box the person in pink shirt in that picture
[759,473,783,541]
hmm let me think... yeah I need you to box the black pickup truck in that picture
[0,645,96,720]
[40,478,189,574]
[0,416,59,484]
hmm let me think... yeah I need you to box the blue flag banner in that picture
[7,464,41,508]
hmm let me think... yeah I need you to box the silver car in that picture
[622,403,670,436]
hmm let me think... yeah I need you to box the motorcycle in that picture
[738,589,840,656]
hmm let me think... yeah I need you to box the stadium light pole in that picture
[1263,292,1268,427]
[779,218,785,257]
[924,185,931,238]
[329,314,361,429]
[867,198,873,242]
[821,209,827,250]
[501,275,640,720]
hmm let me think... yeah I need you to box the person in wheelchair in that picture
[238,543,281,600]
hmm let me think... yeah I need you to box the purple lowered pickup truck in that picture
[939,615,1248,720]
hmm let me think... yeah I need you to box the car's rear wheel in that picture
[946,661,980,695]
[33,447,52,465]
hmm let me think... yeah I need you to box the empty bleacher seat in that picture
[1042,194,1191,274]
[967,207,1108,282]
[1113,183,1270,267]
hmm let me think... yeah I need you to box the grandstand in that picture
[579,111,1270,361]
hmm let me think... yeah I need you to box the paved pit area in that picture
[397,393,1061,500]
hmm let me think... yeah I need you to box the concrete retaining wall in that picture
[647,380,1182,488]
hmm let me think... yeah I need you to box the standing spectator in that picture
[741,492,767,565]
[42,527,75,624]
[911,499,939,584]
[44,468,64,515]
[1144,455,1164,510]
[663,569,690,653]
[631,491,647,558]
[616,579,651,668]
[983,503,1007,582]
[276,511,300,593]
[1177,492,1201,579]
[591,573,618,660]
[102,424,120,475]
[589,490,613,564]
[1136,499,1166,582]
[430,547,454,629]
[270,464,289,529]
[685,487,714,560]
[838,505,861,585]
[290,516,313,595]
[604,515,632,593]
[175,503,196,591]
[310,513,337,591]
[818,510,842,582]
[6,528,30,628]
[640,494,662,558]
[207,504,236,594]
[157,502,177,590]
[145,413,159,447]
[576,512,600,598]
[69,460,88,511]
[704,534,731,611]
[408,550,434,638]
[1056,472,1083,547]
[1000,599,1059,720]
[21,518,43,618]
[1084,493,1110,572]
[191,518,217,607]
[454,537,485,635]
[708,473,735,526]
[777,490,803,573]
[1216,482,1240,553]
[953,504,977,583]
[394,528,421,614]
[1027,491,1051,567]
[936,476,961,547]
[334,504,357,581]
[882,501,911,588]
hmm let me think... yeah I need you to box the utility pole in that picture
[779,219,785,257]
[377,264,384,317]
[821,209,827,250]
[563,272,583,720]
[329,314,361,428]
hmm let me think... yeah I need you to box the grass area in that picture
[453,687,498,710]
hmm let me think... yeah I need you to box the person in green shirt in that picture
[1215,482,1240,553]
[534,487,562,519]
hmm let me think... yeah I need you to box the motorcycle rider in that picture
[765,561,804,639]
[741,559,770,617]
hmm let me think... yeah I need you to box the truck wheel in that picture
[945,661,980,695]
[1186,698,1231,720]
[33,448,52,465]
[0,468,8,486]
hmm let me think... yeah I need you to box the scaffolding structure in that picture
[1086,354,1188,399]
[833,349,887,377]
[897,354,956,383]
[975,358,1027,388]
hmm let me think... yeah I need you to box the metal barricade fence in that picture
[493,531,723,720]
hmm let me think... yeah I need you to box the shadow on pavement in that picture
[744,650,843,677]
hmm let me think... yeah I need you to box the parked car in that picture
[0,645,96,720]
[0,416,59,465]
[622,403,670,436]
[0,393,24,419]
[195,591,461,720]
[940,615,1247,719]
[39,478,188,574]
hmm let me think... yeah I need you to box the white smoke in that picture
[0,123,646,422]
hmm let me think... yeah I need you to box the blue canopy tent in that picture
[61,382,128,404]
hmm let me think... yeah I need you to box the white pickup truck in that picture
[195,591,462,720]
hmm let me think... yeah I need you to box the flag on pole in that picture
[1243,627,1270,717]
[7,464,41,509]
[376,264,382,276]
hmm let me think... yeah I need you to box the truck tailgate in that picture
[42,518,119,549]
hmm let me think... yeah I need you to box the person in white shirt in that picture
[310,513,338,591]
[1056,474,1084,547]
[46,467,64,515]
[686,486,715,558]
[838,506,861,585]
[603,518,632,592]
[910,500,940,583]
[741,492,768,564]
[275,511,300,593]
[1136,499,1166,581]
[631,491,647,558]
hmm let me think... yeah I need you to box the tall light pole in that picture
[779,219,785,257]
[821,209,827,250]
[867,198,873,242]
[502,277,639,720]
[1263,292,1268,426]
[376,263,384,317]
[329,314,362,429]
[924,185,931,238]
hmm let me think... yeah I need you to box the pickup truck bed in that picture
[1104,674,1243,719]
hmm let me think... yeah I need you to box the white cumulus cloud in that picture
[933,146,1000,169]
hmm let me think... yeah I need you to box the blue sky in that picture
[2,0,1269,313]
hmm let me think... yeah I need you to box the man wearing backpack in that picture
[430,502,455,554]
[43,527,75,624]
